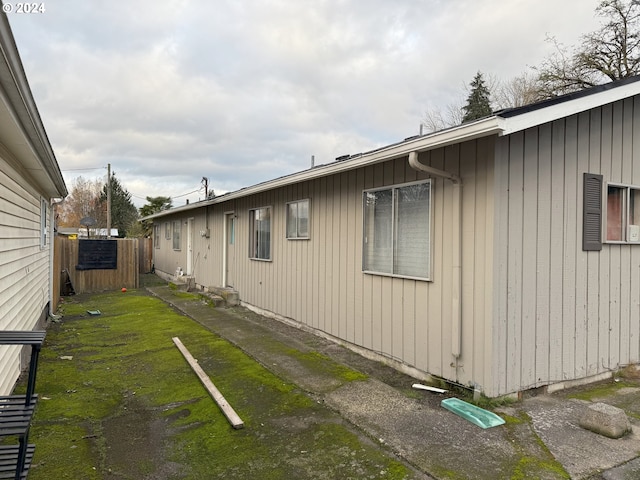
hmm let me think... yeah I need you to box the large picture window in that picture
[363,180,431,280]
[249,206,271,260]
[286,199,309,239]
[606,183,640,243]
[172,221,181,250]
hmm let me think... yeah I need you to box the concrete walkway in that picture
[147,285,640,480]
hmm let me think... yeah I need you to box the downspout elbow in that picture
[408,151,460,184]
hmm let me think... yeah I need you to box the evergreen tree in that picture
[139,196,172,237]
[99,173,138,237]
[462,71,493,122]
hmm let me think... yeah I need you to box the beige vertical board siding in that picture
[311,178,322,330]
[621,98,634,363]
[316,176,327,332]
[521,128,539,388]
[550,121,566,382]
[563,115,579,380]
[460,140,477,385]
[153,213,188,279]
[488,97,640,396]
[324,176,335,335]
[507,132,525,390]
[575,111,591,378]
[444,144,460,380]
[631,97,640,362]
[361,167,374,350]
[586,108,602,376]
[277,187,286,317]
[338,174,349,340]
[493,136,511,395]
[150,139,494,393]
[346,171,358,343]
[353,170,364,346]
[599,104,613,370]
[611,101,624,370]
[0,157,50,395]
[536,124,553,388]
[427,149,445,377]
[481,138,495,393]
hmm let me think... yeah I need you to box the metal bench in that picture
[0,331,45,480]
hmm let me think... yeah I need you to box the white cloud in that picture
[8,0,602,206]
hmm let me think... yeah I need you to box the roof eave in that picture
[0,13,67,198]
[498,78,640,135]
[142,117,506,221]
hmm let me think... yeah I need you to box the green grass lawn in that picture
[21,288,414,479]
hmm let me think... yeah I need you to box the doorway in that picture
[224,213,236,287]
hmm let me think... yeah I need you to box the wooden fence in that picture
[53,237,153,308]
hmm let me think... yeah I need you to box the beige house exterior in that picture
[147,77,640,398]
[0,14,67,394]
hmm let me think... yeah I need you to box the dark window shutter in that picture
[583,173,603,251]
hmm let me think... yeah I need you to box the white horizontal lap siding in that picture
[493,95,640,397]
[0,157,50,395]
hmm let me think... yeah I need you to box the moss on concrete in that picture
[25,289,417,479]
[565,379,636,401]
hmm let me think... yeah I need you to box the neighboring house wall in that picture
[0,14,67,396]
[149,81,640,397]
[492,96,640,397]
[154,138,498,394]
[0,152,52,394]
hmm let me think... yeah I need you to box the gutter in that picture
[408,152,463,373]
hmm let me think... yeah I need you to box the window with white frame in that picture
[606,183,640,243]
[40,198,47,248]
[165,222,171,239]
[249,206,271,260]
[286,199,309,239]
[172,221,181,250]
[363,180,431,279]
[154,225,160,248]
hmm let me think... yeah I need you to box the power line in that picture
[61,167,106,172]
[128,186,203,202]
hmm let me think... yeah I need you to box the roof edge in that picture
[0,12,67,197]
[142,117,505,221]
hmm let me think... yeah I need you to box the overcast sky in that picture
[7,0,602,207]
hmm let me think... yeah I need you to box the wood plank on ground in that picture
[172,337,244,429]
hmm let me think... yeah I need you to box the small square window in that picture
[172,221,181,250]
[286,199,310,239]
[606,183,640,243]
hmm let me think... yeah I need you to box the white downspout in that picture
[408,152,463,362]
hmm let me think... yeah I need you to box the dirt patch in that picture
[100,395,185,479]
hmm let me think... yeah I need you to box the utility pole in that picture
[202,177,208,198]
[107,163,111,239]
